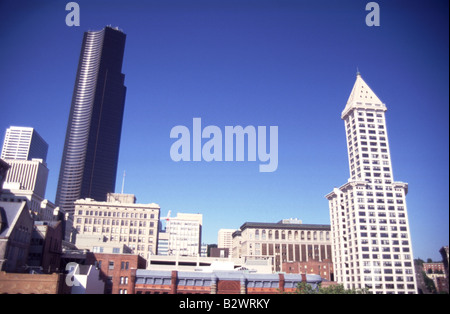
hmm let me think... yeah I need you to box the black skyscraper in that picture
[56,26,127,214]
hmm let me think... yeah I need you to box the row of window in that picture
[247,229,330,242]
[76,209,156,219]
[76,225,155,237]
[76,218,156,227]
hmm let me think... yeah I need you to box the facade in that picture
[423,262,448,293]
[282,260,334,281]
[0,159,58,221]
[0,271,63,294]
[85,252,146,294]
[325,73,417,294]
[160,213,202,257]
[232,220,331,273]
[56,26,127,215]
[2,158,49,199]
[69,264,105,294]
[135,269,322,294]
[73,193,160,258]
[28,221,63,274]
[0,201,33,272]
[146,254,272,273]
[0,159,9,193]
[218,228,236,252]
[1,126,48,162]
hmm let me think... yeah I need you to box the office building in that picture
[218,228,236,252]
[56,26,127,215]
[2,159,49,199]
[159,213,202,257]
[325,72,417,294]
[232,219,331,273]
[1,126,48,162]
[73,193,160,258]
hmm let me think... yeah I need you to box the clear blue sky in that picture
[0,0,448,261]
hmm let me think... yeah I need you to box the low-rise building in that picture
[0,201,33,272]
[74,193,160,259]
[232,219,331,272]
[134,269,322,294]
[85,252,147,294]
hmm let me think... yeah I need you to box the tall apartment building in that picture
[1,126,48,162]
[218,229,236,251]
[159,213,202,257]
[73,193,160,259]
[56,26,127,215]
[232,219,331,273]
[325,73,417,294]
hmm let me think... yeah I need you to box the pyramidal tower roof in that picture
[341,72,386,119]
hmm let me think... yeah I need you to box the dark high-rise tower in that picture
[56,26,127,215]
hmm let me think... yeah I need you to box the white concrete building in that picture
[1,126,48,162]
[160,213,202,257]
[325,73,417,294]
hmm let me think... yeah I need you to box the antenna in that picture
[121,170,126,194]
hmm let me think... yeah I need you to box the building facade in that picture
[2,159,49,199]
[325,73,417,294]
[160,213,202,257]
[56,26,127,215]
[134,269,322,294]
[73,193,160,258]
[232,220,331,273]
[85,252,146,294]
[1,126,48,162]
[0,201,33,273]
[218,228,236,252]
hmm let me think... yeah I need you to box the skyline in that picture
[0,0,448,261]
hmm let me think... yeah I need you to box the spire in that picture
[341,72,386,119]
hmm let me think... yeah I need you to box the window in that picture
[108,261,114,270]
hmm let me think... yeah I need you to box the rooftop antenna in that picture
[356,67,361,76]
[121,170,126,194]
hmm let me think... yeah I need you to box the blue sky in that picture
[0,0,448,261]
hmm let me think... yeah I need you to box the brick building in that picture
[282,259,334,281]
[134,269,322,294]
[85,252,146,294]
[0,271,63,294]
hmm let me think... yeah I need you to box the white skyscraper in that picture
[326,73,417,294]
[1,126,48,162]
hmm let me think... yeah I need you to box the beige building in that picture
[232,219,331,273]
[218,228,236,252]
[73,193,160,259]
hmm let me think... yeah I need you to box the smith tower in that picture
[56,26,127,215]
[326,73,417,294]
